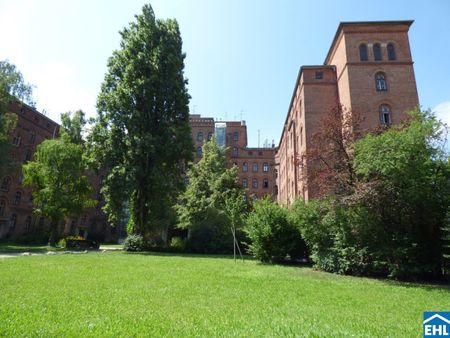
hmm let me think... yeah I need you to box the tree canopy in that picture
[88,4,193,236]
[23,139,95,245]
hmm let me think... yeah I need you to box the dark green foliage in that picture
[290,110,450,279]
[60,110,86,145]
[177,138,246,253]
[246,198,306,262]
[89,4,193,235]
[123,234,145,252]
[185,207,233,254]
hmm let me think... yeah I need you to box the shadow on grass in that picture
[0,243,59,253]
[124,249,256,261]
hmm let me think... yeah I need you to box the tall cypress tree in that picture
[89,4,193,236]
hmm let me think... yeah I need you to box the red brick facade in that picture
[276,21,420,206]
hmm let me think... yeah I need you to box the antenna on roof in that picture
[258,129,260,148]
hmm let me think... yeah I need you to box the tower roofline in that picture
[324,20,414,65]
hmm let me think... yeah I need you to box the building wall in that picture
[276,21,420,206]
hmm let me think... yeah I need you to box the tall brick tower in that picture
[276,21,420,206]
[325,21,419,130]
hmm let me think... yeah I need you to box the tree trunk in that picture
[48,218,59,247]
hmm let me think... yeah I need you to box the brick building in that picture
[276,21,419,206]
[0,102,119,242]
[189,114,277,200]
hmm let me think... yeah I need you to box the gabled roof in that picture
[324,20,414,65]
[423,314,450,325]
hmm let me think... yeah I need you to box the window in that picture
[0,200,5,216]
[24,149,31,162]
[12,134,21,146]
[315,71,323,80]
[252,163,258,172]
[387,43,396,61]
[242,179,248,188]
[232,147,238,157]
[379,104,392,125]
[197,132,203,142]
[13,191,21,205]
[207,132,213,141]
[233,131,239,142]
[263,178,269,189]
[29,131,36,143]
[10,214,17,229]
[1,177,11,191]
[252,179,258,189]
[375,72,387,91]
[263,162,269,172]
[373,43,382,61]
[359,44,368,61]
[25,216,32,231]
[242,162,248,172]
[196,146,202,158]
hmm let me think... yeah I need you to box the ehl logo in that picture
[424,312,450,337]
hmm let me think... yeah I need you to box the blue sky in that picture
[0,0,449,147]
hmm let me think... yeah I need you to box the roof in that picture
[324,20,414,65]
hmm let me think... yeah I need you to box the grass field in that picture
[0,252,448,337]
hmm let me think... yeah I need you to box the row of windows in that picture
[0,191,24,206]
[359,43,396,62]
[242,178,269,189]
[196,131,239,142]
[0,211,43,230]
[242,162,269,173]
[12,131,36,147]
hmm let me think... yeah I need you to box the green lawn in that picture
[0,252,448,337]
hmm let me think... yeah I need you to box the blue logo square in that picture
[424,312,450,337]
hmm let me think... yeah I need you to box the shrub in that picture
[186,207,233,254]
[170,237,186,251]
[245,197,306,262]
[123,234,145,252]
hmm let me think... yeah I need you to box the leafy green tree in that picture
[88,4,193,236]
[60,110,86,145]
[23,140,96,246]
[0,60,34,177]
[353,109,450,278]
[177,138,245,253]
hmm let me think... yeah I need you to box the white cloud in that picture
[433,101,450,127]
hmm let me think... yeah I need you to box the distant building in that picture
[189,114,277,200]
[275,21,419,206]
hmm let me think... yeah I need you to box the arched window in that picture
[359,44,368,61]
[232,147,238,157]
[263,162,269,172]
[233,131,239,142]
[263,178,269,189]
[375,72,387,91]
[25,216,32,231]
[1,176,11,191]
[242,162,248,172]
[10,214,17,229]
[373,43,382,61]
[207,132,213,141]
[196,146,202,158]
[387,43,396,61]
[242,179,248,188]
[379,104,392,125]
[13,191,21,205]
[0,200,6,216]
[197,132,203,142]
[252,163,258,172]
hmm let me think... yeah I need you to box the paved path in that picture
[0,247,122,259]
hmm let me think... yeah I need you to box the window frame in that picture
[242,162,248,172]
[359,44,368,61]
[375,72,387,92]
[387,43,396,61]
[373,43,382,61]
[379,104,392,125]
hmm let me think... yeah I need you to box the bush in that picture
[123,234,145,252]
[245,198,306,263]
[185,207,233,254]
[170,237,186,251]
